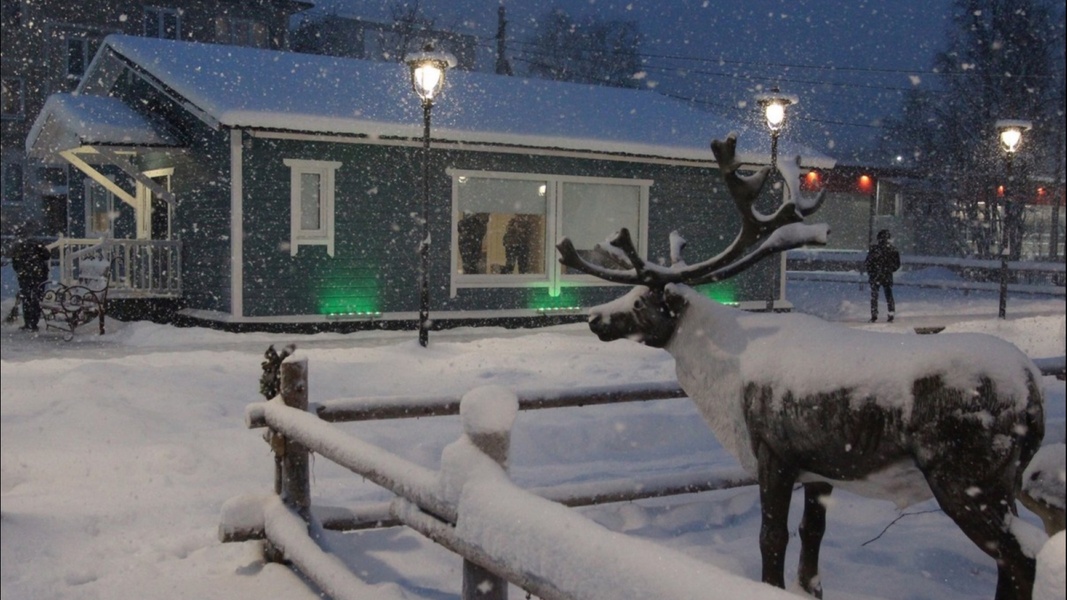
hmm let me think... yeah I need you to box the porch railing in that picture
[48,237,182,298]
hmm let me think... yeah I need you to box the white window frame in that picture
[284,159,340,257]
[449,169,650,297]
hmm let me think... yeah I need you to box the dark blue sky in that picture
[313,0,956,164]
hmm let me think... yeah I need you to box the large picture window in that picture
[451,170,650,295]
[284,159,340,257]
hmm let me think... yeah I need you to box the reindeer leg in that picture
[798,482,832,598]
[921,468,1035,600]
[756,440,798,589]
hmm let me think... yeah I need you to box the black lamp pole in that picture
[997,151,1013,319]
[994,119,1030,320]
[406,46,452,347]
[418,99,433,346]
[767,130,779,311]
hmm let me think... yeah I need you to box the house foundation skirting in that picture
[172,308,590,334]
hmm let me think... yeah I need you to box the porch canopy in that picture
[26,93,181,208]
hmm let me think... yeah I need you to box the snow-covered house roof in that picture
[26,93,179,158]
[46,35,833,168]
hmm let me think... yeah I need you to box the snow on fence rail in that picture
[219,353,793,600]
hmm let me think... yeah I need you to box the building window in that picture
[1,76,24,119]
[451,170,650,294]
[65,37,96,77]
[215,17,269,48]
[2,162,23,204]
[85,179,114,237]
[1,0,22,27]
[144,7,181,39]
[284,159,340,257]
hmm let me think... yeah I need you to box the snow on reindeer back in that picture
[677,288,1039,420]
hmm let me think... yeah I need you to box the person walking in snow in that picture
[865,229,900,322]
[12,230,51,331]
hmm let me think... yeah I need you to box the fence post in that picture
[264,356,310,563]
[280,356,311,515]
[460,388,516,600]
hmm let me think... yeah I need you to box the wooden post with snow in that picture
[265,355,311,562]
[280,356,311,515]
[459,388,515,600]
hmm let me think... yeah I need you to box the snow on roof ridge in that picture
[100,34,833,166]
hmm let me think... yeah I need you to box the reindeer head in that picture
[558,133,830,348]
[587,285,688,347]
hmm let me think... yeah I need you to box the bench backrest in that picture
[77,259,111,291]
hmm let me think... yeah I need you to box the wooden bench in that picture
[40,258,111,340]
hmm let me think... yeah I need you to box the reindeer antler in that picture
[557,132,829,288]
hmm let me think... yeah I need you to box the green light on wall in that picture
[528,286,581,312]
[315,265,380,316]
[318,293,381,316]
[695,281,737,305]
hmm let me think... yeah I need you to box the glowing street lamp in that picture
[994,118,1031,319]
[404,45,455,347]
[756,87,797,169]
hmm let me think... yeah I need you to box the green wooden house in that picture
[26,35,834,331]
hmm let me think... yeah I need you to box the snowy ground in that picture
[1,265,1064,600]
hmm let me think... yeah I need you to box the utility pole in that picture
[495,3,513,76]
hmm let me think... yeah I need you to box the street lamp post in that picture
[994,119,1031,320]
[405,45,454,347]
[756,87,797,311]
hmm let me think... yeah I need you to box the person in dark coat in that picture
[12,234,51,331]
[503,215,535,274]
[864,229,900,322]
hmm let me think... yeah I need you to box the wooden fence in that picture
[220,355,780,600]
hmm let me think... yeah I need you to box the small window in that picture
[284,159,341,257]
[452,171,650,294]
[876,191,900,217]
[1,76,24,119]
[2,0,22,27]
[215,16,269,48]
[66,37,89,77]
[144,7,181,39]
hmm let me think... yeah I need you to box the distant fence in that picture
[787,249,1066,295]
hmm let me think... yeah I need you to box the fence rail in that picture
[224,357,792,600]
[47,237,182,298]
[787,249,1066,292]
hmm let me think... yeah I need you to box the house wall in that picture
[145,144,233,313]
[239,135,776,319]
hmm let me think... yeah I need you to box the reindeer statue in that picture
[556,133,1045,600]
